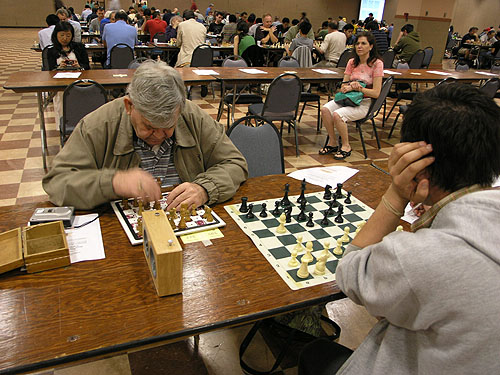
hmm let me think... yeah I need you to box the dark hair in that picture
[299,21,312,35]
[51,21,74,51]
[115,11,128,21]
[291,18,299,26]
[248,13,256,23]
[282,17,289,23]
[183,10,195,19]
[401,83,500,191]
[321,21,328,28]
[85,4,90,8]
[342,23,354,32]
[153,11,161,18]
[237,20,249,35]
[255,17,262,24]
[46,14,59,26]
[468,26,478,33]
[229,14,237,23]
[215,11,223,17]
[401,24,414,33]
[241,11,247,17]
[365,21,379,31]
[328,21,339,30]
[143,8,151,17]
[353,31,380,67]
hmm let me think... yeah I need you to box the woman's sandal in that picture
[318,145,339,155]
[333,149,352,160]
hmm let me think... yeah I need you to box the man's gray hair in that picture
[170,15,182,26]
[56,8,70,17]
[127,60,186,128]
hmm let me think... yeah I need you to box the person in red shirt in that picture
[144,11,167,42]
[190,0,198,11]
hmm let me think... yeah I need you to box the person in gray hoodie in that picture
[298,82,500,375]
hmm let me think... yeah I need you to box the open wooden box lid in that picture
[0,228,24,274]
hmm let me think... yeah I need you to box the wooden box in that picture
[0,221,70,275]
[142,210,183,297]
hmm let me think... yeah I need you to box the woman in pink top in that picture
[319,31,384,160]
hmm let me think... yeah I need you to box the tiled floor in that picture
[1,28,459,374]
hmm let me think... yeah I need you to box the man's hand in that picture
[386,142,435,210]
[112,168,161,202]
[166,182,208,210]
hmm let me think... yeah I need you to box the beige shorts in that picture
[323,98,372,123]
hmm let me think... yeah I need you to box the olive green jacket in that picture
[43,98,248,210]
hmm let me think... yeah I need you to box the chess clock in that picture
[142,210,183,296]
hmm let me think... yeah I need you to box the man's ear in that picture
[123,96,132,115]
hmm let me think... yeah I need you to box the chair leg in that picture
[316,99,321,132]
[357,122,368,158]
[216,99,224,121]
[382,99,386,128]
[371,118,381,149]
[298,102,306,122]
[292,120,299,157]
[388,112,402,139]
[384,97,400,122]
[226,105,231,129]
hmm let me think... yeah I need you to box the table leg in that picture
[36,92,48,171]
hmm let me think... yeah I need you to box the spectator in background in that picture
[100,11,116,35]
[366,21,388,54]
[144,11,167,42]
[388,23,394,42]
[39,14,60,50]
[316,21,329,39]
[284,17,314,42]
[247,13,256,25]
[56,8,81,43]
[102,11,137,67]
[480,29,496,44]
[175,10,206,67]
[162,8,173,24]
[221,14,238,43]
[205,3,214,17]
[208,12,224,35]
[255,13,279,45]
[277,17,290,35]
[315,21,346,66]
[393,24,421,66]
[291,19,299,26]
[240,12,248,23]
[190,0,197,11]
[248,17,261,37]
[343,23,355,45]
[47,21,89,71]
[86,7,98,23]
[89,7,105,34]
[286,21,313,55]
[338,16,346,31]
[81,4,92,21]
[363,12,374,25]
[233,21,255,56]
[165,15,182,41]
[67,7,79,22]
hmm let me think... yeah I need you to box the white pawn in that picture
[341,227,350,243]
[333,238,343,255]
[320,241,331,260]
[314,254,328,276]
[288,249,299,267]
[294,235,304,252]
[355,221,366,234]
[302,241,314,263]
[297,257,310,278]
[396,225,403,232]
[276,213,287,234]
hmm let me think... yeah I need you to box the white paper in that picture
[312,69,338,74]
[287,166,359,188]
[493,175,500,187]
[85,43,98,47]
[475,71,498,77]
[53,72,82,79]
[401,203,420,224]
[193,69,219,75]
[426,70,452,76]
[65,214,105,263]
[239,68,267,74]
[383,69,402,75]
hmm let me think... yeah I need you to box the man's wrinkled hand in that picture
[165,182,208,210]
[112,168,161,203]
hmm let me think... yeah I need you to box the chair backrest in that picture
[364,76,394,121]
[153,32,167,42]
[421,46,434,68]
[222,55,248,68]
[436,77,457,86]
[336,49,354,68]
[42,45,53,71]
[381,49,395,69]
[261,73,302,121]
[241,44,265,67]
[61,79,107,144]
[127,57,149,69]
[278,56,300,68]
[227,115,284,178]
[408,49,425,69]
[479,78,500,98]
[190,44,213,67]
[455,61,470,71]
[110,43,135,69]
[291,45,313,67]
[491,62,500,74]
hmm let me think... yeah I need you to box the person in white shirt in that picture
[314,21,346,66]
[56,8,81,43]
[81,5,92,21]
[38,14,60,50]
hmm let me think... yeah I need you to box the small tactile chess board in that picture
[111,194,226,245]
[224,190,374,290]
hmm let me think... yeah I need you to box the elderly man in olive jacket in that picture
[43,60,248,210]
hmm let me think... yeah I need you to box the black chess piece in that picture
[335,205,344,223]
[327,200,336,216]
[259,203,268,218]
[323,184,332,200]
[335,183,344,199]
[285,206,292,223]
[320,210,329,226]
[296,205,307,221]
[297,179,307,204]
[281,183,291,206]
[239,197,249,213]
[345,191,352,204]
[271,200,281,216]
[331,196,339,208]
[246,203,255,219]
[306,212,314,227]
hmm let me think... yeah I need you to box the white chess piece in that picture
[276,213,287,234]
[341,227,350,243]
[288,249,299,267]
[314,254,328,275]
[320,241,330,260]
[297,257,310,278]
[333,238,343,255]
[294,235,304,252]
[396,225,403,232]
[302,241,314,263]
[355,221,366,234]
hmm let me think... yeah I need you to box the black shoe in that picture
[201,85,208,97]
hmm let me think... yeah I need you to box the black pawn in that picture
[331,196,339,208]
[306,212,314,227]
[334,205,344,223]
[271,200,281,216]
[297,179,307,204]
[296,206,307,222]
[239,197,249,213]
[335,183,344,199]
[345,191,352,204]
[327,200,336,216]
[281,183,291,207]
[259,202,268,218]
[285,206,292,223]
[323,184,332,200]
[320,210,329,226]
[246,203,255,219]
